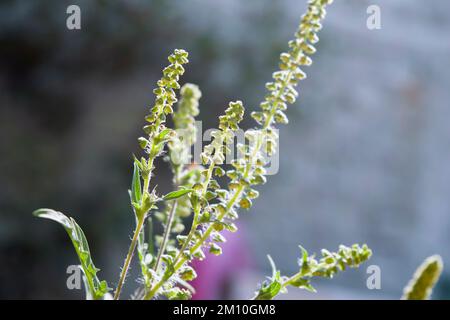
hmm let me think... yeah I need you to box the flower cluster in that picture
[143,0,336,300]
[147,84,204,286]
[201,101,245,165]
[156,83,203,237]
[143,101,245,300]
[169,83,202,167]
[254,244,372,300]
[296,244,372,280]
[138,49,189,161]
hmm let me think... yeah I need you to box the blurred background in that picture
[1,0,450,299]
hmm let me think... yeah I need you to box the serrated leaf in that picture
[33,209,110,300]
[162,188,193,201]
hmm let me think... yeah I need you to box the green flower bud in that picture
[138,137,149,149]
[211,232,226,243]
[209,243,222,256]
[239,197,252,209]
[179,266,197,281]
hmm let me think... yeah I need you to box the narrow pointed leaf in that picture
[131,162,142,204]
[162,188,193,201]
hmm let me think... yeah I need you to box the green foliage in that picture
[402,255,443,300]
[33,209,110,300]
[254,244,372,300]
[254,256,284,300]
[131,161,142,205]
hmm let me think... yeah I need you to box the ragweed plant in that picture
[33,0,374,300]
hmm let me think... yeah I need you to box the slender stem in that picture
[114,162,154,300]
[153,201,178,272]
[114,216,146,300]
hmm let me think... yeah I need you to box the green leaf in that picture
[158,128,174,142]
[162,188,193,201]
[131,161,142,204]
[254,255,283,300]
[33,209,110,300]
[298,245,310,276]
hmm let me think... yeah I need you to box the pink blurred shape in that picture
[190,223,253,299]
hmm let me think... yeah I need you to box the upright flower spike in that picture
[115,49,189,300]
[140,49,189,162]
[169,83,202,168]
[214,0,335,220]
[186,100,245,252]
[165,83,202,231]
[133,49,189,217]
[242,0,334,203]
[173,83,201,139]
[213,0,335,231]
[402,255,443,300]
[251,0,332,130]
[150,84,203,276]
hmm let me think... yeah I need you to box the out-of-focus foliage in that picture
[402,255,443,300]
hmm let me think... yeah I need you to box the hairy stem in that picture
[114,215,146,300]
[115,159,154,300]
